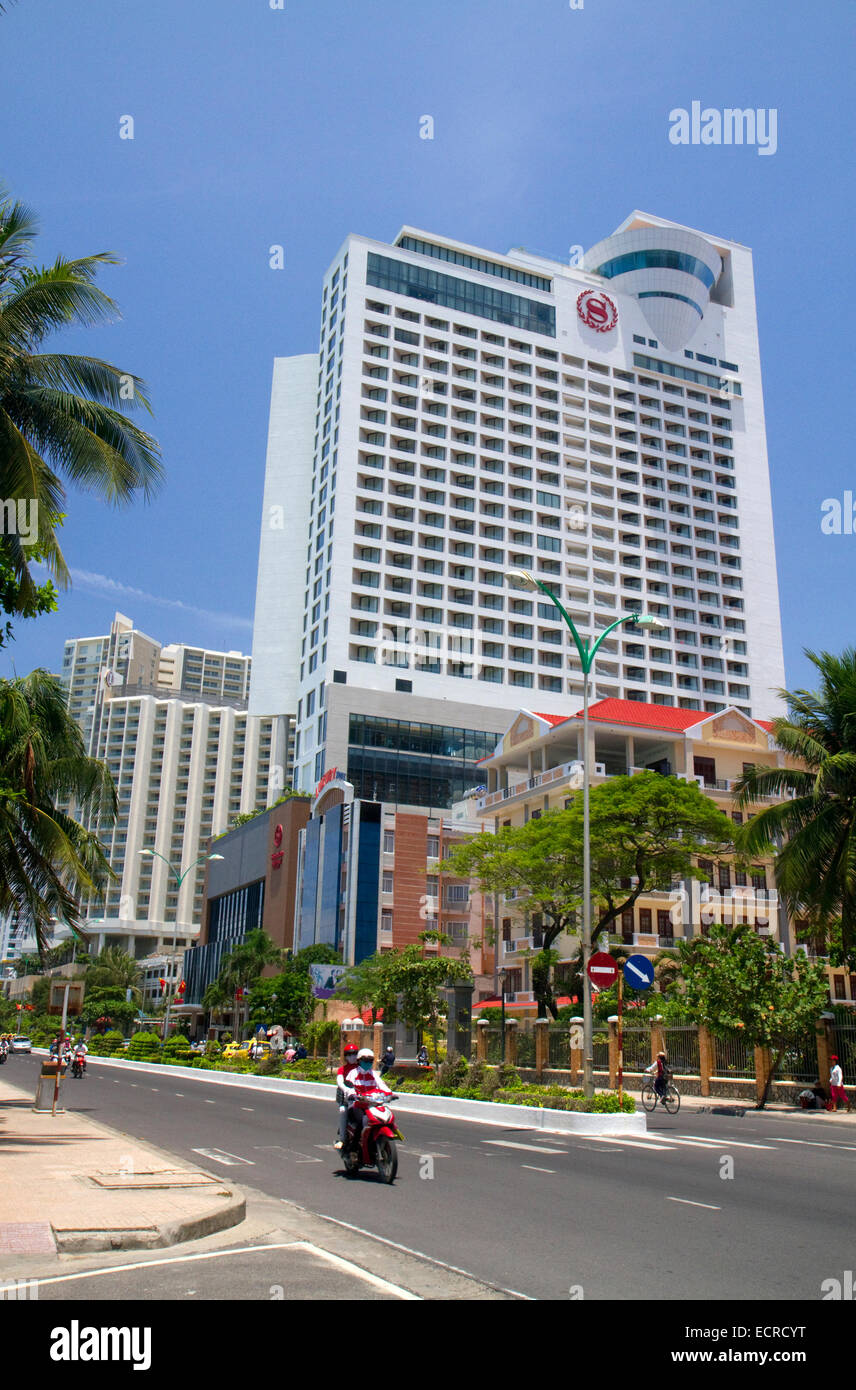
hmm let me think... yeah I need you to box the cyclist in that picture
[654,1050,671,1103]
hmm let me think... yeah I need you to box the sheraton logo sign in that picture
[577,290,618,333]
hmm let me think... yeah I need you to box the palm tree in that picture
[85,945,142,1002]
[733,648,856,957]
[0,669,117,953]
[216,930,283,1038]
[0,187,162,609]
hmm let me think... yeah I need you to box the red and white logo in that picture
[577,290,618,333]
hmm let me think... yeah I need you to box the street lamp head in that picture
[207,854,225,863]
[139,849,154,858]
[630,613,667,630]
[506,568,538,592]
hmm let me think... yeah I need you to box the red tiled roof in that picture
[516,701,777,739]
[578,698,711,730]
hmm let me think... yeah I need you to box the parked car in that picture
[222,1039,271,1060]
[10,1036,32,1053]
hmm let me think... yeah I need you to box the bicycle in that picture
[641,1076,680,1114]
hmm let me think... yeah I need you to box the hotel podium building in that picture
[250,211,785,810]
[476,697,815,1009]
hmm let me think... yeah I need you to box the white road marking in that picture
[288,1117,304,1122]
[772,1136,856,1152]
[667,1134,776,1150]
[203,1099,215,1104]
[24,1242,420,1299]
[241,1107,254,1112]
[521,1164,555,1173]
[483,1140,565,1154]
[666,1196,721,1210]
[297,1207,533,1300]
[582,1136,676,1151]
[191,1147,255,1166]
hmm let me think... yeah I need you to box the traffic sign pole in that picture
[617,972,624,1106]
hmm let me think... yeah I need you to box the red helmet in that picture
[344,1044,358,1056]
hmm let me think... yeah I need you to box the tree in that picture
[0,524,57,648]
[336,942,472,1056]
[678,924,829,1108]
[208,929,283,1037]
[445,774,733,1017]
[0,187,162,617]
[0,670,117,953]
[85,945,141,1001]
[247,973,313,1034]
[734,648,856,958]
[79,989,137,1031]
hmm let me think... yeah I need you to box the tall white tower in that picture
[250,213,785,804]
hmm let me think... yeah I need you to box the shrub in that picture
[498,1062,524,1090]
[162,1034,193,1062]
[126,1031,162,1061]
[204,1041,222,1060]
[434,1050,468,1091]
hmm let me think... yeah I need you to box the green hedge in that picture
[126,1030,161,1061]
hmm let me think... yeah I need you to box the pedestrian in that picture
[284,1042,296,1064]
[379,1044,396,1076]
[417,1044,429,1067]
[828,1056,852,1113]
[294,1042,307,1061]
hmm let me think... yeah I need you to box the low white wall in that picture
[54,1051,646,1136]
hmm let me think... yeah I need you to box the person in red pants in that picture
[828,1056,852,1113]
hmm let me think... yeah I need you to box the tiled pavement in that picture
[0,1077,244,1254]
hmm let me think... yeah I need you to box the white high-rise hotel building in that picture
[251,211,785,806]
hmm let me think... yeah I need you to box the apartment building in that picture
[250,213,785,807]
[61,613,291,958]
[476,697,803,1008]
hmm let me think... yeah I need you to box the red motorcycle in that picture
[340,1090,403,1184]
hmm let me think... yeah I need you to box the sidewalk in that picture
[0,1075,245,1255]
[625,1084,856,1121]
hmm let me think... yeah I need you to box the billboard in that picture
[309,964,347,999]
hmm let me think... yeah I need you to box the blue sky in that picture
[2,0,854,704]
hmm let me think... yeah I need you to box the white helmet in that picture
[357,1047,374,1061]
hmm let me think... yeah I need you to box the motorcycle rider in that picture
[334,1044,360,1150]
[340,1048,392,1151]
[73,1038,88,1075]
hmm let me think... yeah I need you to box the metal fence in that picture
[592,1027,610,1072]
[833,1023,856,1082]
[712,1030,755,1079]
[516,1025,536,1068]
[547,1026,571,1069]
[621,1028,653,1072]
[484,1027,504,1064]
[772,1033,818,1084]
[664,1025,701,1076]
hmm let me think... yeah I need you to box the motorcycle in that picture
[339,1090,403,1184]
[71,1053,86,1078]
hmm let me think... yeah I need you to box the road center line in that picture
[666,1196,721,1210]
[483,1140,565,1154]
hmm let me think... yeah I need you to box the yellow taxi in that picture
[221,1038,271,1061]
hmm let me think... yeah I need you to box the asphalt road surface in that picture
[5,1054,852,1301]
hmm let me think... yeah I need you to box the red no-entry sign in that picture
[586,952,619,988]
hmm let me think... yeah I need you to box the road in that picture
[4,1054,852,1301]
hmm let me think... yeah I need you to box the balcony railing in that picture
[477,761,605,811]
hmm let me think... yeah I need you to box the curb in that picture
[53,1192,247,1254]
[58,1052,646,1137]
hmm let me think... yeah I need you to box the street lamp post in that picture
[497,968,508,1064]
[507,569,664,1097]
[138,850,224,1038]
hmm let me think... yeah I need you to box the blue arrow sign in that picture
[623,954,655,990]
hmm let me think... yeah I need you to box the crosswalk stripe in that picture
[664,1135,776,1151]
